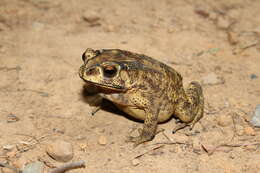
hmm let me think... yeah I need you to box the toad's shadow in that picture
[80,85,173,124]
[80,85,142,123]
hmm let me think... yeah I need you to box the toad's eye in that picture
[82,52,86,61]
[103,65,117,78]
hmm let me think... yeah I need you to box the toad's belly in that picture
[115,104,173,123]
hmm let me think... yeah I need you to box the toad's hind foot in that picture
[172,123,189,134]
[187,81,204,127]
[174,81,204,129]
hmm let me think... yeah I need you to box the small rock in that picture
[6,114,19,123]
[98,136,107,145]
[12,157,27,170]
[244,127,255,136]
[217,114,232,127]
[22,161,44,173]
[79,143,88,152]
[227,31,239,45]
[6,150,18,158]
[194,7,209,18]
[82,11,100,26]
[3,144,15,151]
[1,167,16,173]
[250,74,258,80]
[75,135,86,140]
[201,73,225,85]
[121,41,127,44]
[131,159,140,166]
[46,140,73,162]
[52,128,65,134]
[250,105,260,127]
[217,16,230,29]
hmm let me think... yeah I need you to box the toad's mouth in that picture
[81,78,126,91]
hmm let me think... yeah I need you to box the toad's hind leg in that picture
[173,81,204,133]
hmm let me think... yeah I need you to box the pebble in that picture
[227,31,239,45]
[201,73,225,85]
[22,161,44,173]
[194,7,209,18]
[244,127,255,136]
[3,144,15,151]
[131,159,140,166]
[217,114,232,127]
[6,150,18,158]
[82,11,100,26]
[250,74,258,79]
[12,157,27,170]
[1,168,17,173]
[98,135,107,145]
[250,105,260,127]
[6,114,19,123]
[46,140,73,162]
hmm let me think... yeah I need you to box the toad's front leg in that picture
[127,109,158,147]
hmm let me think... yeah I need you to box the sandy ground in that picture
[0,0,260,172]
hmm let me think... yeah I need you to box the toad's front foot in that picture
[126,135,154,147]
[126,129,154,147]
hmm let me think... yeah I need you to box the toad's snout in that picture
[79,65,85,79]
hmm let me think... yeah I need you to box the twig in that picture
[152,142,187,145]
[15,133,51,146]
[0,162,22,173]
[15,133,40,143]
[230,114,237,141]
[133,140,188,160]
[202,142,260,156]
[133,145,165,159]
[162,132,172,142]
[48,160,86,173]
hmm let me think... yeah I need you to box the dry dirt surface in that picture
[0,0,260,173]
